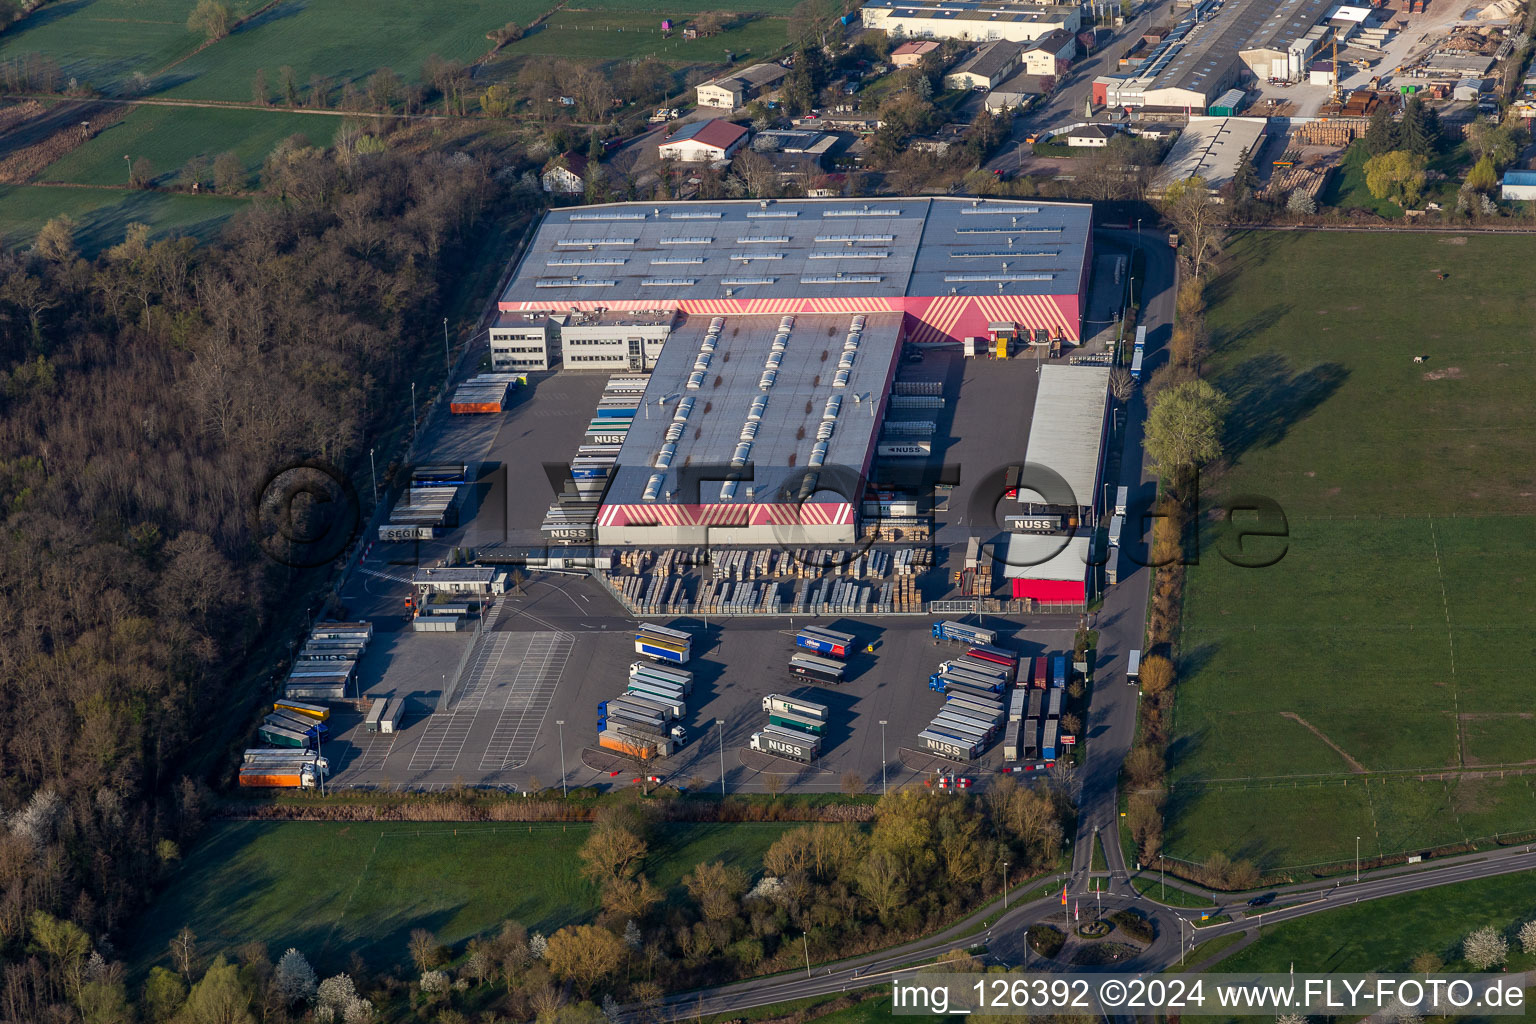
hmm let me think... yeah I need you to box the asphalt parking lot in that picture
[326,338,1097,793]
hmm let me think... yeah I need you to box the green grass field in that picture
[0,0,203,87]
[501,11,789,64]
[0,184,247,251]
[1220,869,1536,974]
[1167,231,1536,872]
[151,0,546,102]
[35,105,339,187]
[130,820,799,975]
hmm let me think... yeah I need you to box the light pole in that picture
[716,719,726,797]
[369,447,378,503]
[443,316,450,376]
[1002,860,1010,909]
[556,720,567,797]
[123,154,131,186]
[410,382,417,445]
[879,720,888,796]
[1355,835,1361,884]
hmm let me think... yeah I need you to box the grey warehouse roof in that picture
[1020,364,1109,511]
[1135,0,1333,94]
[500,198,1093,306]
[604,312,903,505]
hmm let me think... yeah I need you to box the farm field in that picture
[129,820,800,976]
[35,105,340,187]
[1167,231,1536,873]
[0,184,247,251]
[500,11,790,64]
[1218,868,1536,975]
[150,0,546,102]
[0,0,203,88]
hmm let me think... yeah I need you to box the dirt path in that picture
[1281,712,1367,773]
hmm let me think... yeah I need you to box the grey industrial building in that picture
[1093,0,1336,112]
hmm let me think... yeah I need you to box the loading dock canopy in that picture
[997,533,1091,602]
[1019,364,1110,515]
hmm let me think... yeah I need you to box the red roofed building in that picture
[657,118,750,163]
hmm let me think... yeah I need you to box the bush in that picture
[1109,910,1154,944]
[1027,924,1065,958]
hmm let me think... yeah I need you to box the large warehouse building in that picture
[495,197,1094,363]
[496,197,1096,548]
[862,0,1082,44]
[1093,0,1334,112]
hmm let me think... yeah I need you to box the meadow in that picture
[0,184,246,250]
[0,0,203,88]
[1166,230,1536,873]
[500,10,790,65]
[130,820,799,976]
[35,105,339,187]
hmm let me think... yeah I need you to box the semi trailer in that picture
[762,694,828,721]
[796,626,855,659]
[750,726,821,763]
[932,621,997,647]
[788,653,845,686]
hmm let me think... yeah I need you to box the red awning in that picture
[1012,578,1085,602]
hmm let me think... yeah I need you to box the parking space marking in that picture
[480,632,574,771]
[358,566,414,584]
[349,728,393,772]
[407,633,515,771]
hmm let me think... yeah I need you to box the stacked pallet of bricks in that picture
[609,574,691,616]
[696,579,783,615]
[614,549,653,574]
[862,517,930,541]
[1262,163,1333,202]
[710,548,778,581]
[284,621,372,702]
[450,373,520,414]
[1294,119,1368,145]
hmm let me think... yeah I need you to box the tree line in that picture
[0,136,501,1020]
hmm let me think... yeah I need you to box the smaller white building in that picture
[658,119,749,163]
[1501,170,1536,201]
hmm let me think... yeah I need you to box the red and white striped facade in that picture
[597,500,856,545]
[499,291,1083,344]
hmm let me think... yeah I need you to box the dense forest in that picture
[0,140,499,1019]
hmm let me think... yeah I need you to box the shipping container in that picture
[629,661,693,694]
[762,693,829,721]
[1032,657,1049,689]
[620,690,685,719]
[1051,655,1067,688]
[599,729,664,761]
[258,723,312,748]
[966,644,1019,674]
[266,711,327,739]
[1115,486,1129,518]
[364,697,387,732]
[627,678,688,705]
[750,726,821,762]
[932,621,997,646]
[934,708,997,741]
[1130,348,1144,381]
[1047,689,1062,719]
[788,653,845,685]
[380,697,405,734]
[599,693,672,724]
[1002,719,1022,762]
[412,465,470,487]
[635,637,691,664]
[275,699,330,721]
[1009,688,1027,722]
[1027,690,1045,720]
[945,695,1005,723]
[949,655,1013,684]
[919,729,980,762]
[932,709,992,740]
[1126,649,1141,684]
[796,626,855,658]
[1041,720,1059,760]
[768,710,825,736]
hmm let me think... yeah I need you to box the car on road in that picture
[1246,892,1276,907]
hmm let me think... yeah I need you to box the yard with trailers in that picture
[1167,230,1536,874]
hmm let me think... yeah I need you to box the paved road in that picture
[983,1,1174,176]
[644,843,1536,1018]
[1066,228,1175,898]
